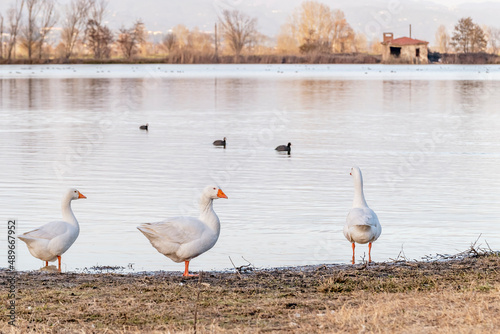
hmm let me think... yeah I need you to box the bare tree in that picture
[89,0,106,27]
[38,0,58,59]
[276,24,298,54]
[117,19,147,59]
[172,24,189,50]
[470,23,486,53]
[162,32,177,54]
[133,19,147,55]
[6,0,25,61]
[219,9,257,61]
[117,27,133,59]
[85,20,112,59]
[331,9,354,53]
[187,28,211,53]
[85,0,112,59]
[485,26,500,55]
[61,0,92,59]
[435,25,450,53]
[451,17,486,53]
[352,32,368,53]
[0,14,4,59]
[247,32,271,55]
[290,1,334,53]
[283,1,354,54]
[370,37,383,54]
[21,0,42,61]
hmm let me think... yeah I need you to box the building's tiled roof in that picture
[383,37,429,46]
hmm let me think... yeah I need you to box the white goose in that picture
[18,188,86,271]
[138,185,228,276]
[344,166,381,264]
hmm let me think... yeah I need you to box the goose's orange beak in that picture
[78,191,87,199]
[217,189,228,199]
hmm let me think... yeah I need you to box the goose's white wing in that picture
[19,221,72,241]
[347,208,378,226]
[138,216,208,262]
[18,221,76,262]
[344,207,381,244]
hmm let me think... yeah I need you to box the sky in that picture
[0,0,499,45]
[435,0,496,4]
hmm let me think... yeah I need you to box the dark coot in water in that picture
[213,137,226,148]
[139,123,149,130]
[275,142,291,154]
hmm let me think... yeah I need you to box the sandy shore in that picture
[1,250,500,333]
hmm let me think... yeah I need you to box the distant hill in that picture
[0,0,499,45]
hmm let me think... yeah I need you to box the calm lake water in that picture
[1,64,500,273]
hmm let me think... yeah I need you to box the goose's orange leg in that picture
[183,260,198,277]
[368,243,373,263]
[45,261,48,267]
[351,243,355,264]
[57,256,62,272]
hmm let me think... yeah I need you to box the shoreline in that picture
[2,249,499,333]
[7,246,494,277]
[2,251,486,276]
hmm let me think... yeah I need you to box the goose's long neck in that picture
[62,198,79,227]
[199,196,220,234]
[353,177,368,208]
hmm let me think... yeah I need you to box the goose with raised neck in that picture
[343,167,382,264]
[18,188,86,272]
[138,185,228,277]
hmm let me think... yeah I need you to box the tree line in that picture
[0,0,499,64]
[436,17,499,54]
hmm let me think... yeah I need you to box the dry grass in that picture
[0,53,382,65]
[1,251,500,333]
[440,52,500,64]
[3,51,500,65]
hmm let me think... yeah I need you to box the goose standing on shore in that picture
[18,188,86,272]
[138,186,228,276]
[344,167,381,264]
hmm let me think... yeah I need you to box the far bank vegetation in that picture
[0,0,499,64]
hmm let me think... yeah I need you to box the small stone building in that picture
[381,33,429,64]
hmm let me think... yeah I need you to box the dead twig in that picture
[390,245,410,263]
[421,234,500,262]
[357,253,368,270]
[239,256,254,273]
[468,234,482,256]
[229,256,254,278]
[229,256,242,279]
[485,240,493,252]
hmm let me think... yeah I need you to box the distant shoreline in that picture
[1,52,499,65]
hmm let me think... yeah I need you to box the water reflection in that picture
[1,65,500,272]
[455,80,489,113]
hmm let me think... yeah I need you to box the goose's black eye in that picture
[213,188,216,190]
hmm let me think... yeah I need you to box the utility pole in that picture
[214,22,218,63]
[409,24,412,39]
